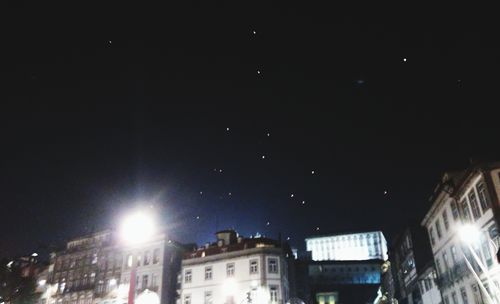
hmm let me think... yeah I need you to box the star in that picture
[252,30,257,35]
[267,132,270,137]
[311,170,315,175]
[266,221,270,226]
[316,227,320,231]
[286,237,291,241]
[219,169,223,173]
[196,216,200,220]
[261,155,266,159]
[226,127,230,131]
[383,190,388,195]
[403,58,407,62]
[301,200,306,205]
[108,40,112,44]
[200,191,203,195]
[290,193,294,198]
[257,70,261,75]
[228,192,232,196]
[356,79,365,84]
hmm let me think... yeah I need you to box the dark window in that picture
[477,182,491,212]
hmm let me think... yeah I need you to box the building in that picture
[305,231,388,262]
[44,229,183,304]
[178,230,292,304]
[296,231,388,304]
[421,162,500,304]
[391,225,439,304]
[416,262,441,304]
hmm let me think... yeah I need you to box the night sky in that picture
[3,2,500,258]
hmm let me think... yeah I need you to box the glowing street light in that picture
[458,224,481,245]
[458,224,499,304]
[120,210,156,246]
[120,209,156,304]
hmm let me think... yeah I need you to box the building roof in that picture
[183,237,281,259]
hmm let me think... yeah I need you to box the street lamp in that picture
[120,210,156,304]
[458,224,498,304]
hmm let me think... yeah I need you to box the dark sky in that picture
[2,2,500,258]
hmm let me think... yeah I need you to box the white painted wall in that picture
[180,252,287,304]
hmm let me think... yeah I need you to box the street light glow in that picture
[459,224,481,245]
[222,278,238,297]
[120,210,155,245]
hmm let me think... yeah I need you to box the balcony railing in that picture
[436,262,469,289]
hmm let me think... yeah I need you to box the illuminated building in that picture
[178,230,292,304]
[421,162,500,304]
[305,231,388,262]
[44,230,183,304]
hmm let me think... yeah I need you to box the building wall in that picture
[417,268,441,304]
[305,231,388,262]
[423,168,500,304]
[180,249,288,304]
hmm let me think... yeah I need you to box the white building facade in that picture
[178,230,291,304]
[421,163,500,304]
[41,230,183,304]
[305,231,388,261]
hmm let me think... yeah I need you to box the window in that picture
[460,199,471,222]
[435,220,443,239]
[184,270,192,283]
[442,210,449,230]
[270,286,278,302]
[477,182,491,212]
[451,201,460,221]
[126,254,132,269]
[489,224,499,240]
[428,227,436,246]
[153,249,160,264]
[151,274,157,288]
[184,294,191,304]
[136,255,141,267]
[144,251,150,266]
[250,260,258,274]
[436,259,443,277]
[469,191,481,220]
[268,258,278,273]
[451,291,458,304]
[226,263,235,277]
[443,295,450,304]
[443,252,450,269]
[460,287,469,304]
[204,291,213,304]
[451,246,458,264]
[205,266,213,280]
[142,275,148,289]
[481,232,493,267]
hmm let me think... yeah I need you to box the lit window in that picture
[250,260,258,274]
[268,258,278,273]
[184,270,192,283]
[205,266,213,280]
[226,263,235,277]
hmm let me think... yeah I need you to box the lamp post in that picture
[120,210,156,304]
